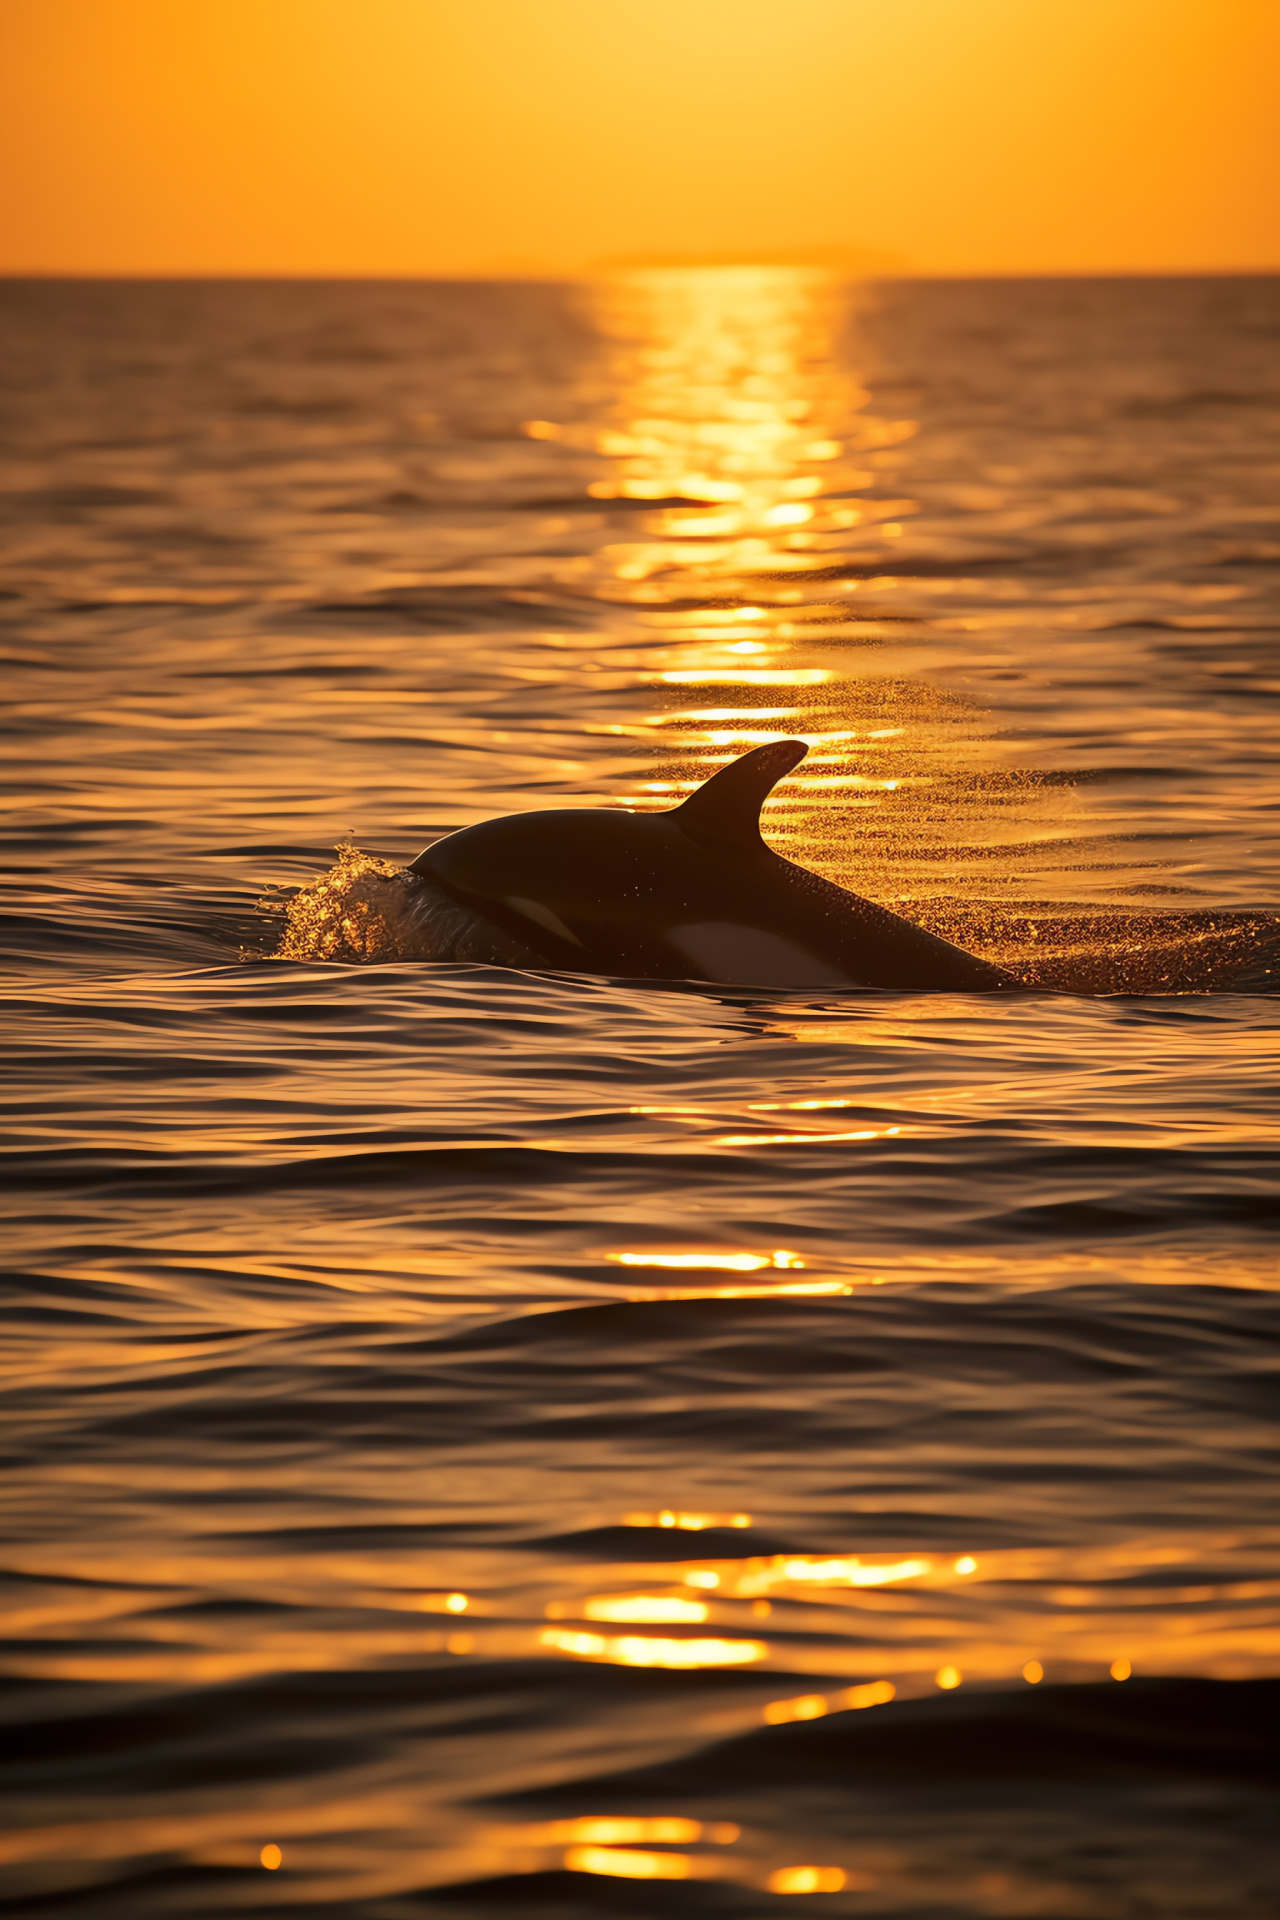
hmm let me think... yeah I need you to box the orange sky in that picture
[1,0,1277,277]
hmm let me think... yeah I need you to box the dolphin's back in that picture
[410,741,1014,992]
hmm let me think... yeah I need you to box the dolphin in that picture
[404,739,1015,990]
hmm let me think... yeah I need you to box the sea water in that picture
[1,272,1278,1915]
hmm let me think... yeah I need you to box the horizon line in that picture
[2,264,1278,283]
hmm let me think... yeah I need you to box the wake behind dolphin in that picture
[400,740,1015,991]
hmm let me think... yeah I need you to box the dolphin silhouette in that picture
[405,739,1015,990]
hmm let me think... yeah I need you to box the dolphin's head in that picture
[408,740,812,978]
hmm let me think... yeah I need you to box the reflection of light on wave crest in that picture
[773,1555,929,1587]
[659,668,832,685]
[540,1627,766,1667]
[715,1126,902,1147]
[626,1104,907,1151]
[675,1552,951,1598]
[653,705,802,720]
[610,1249,804,1271]
[740,1551,932,1597]
[532,1818,736,1845]
[626,1508,752,1529]
[764,1679,896,1723]
[769,1866,852,1895]
[564,1846,703,1881]
[579,1595,709,1624]
[629,1280,853,1301]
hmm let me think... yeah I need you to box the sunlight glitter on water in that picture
[609,1249,805,1271]
[539,1629,768,1668]
[3,270,1279,1913]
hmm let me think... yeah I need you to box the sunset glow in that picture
[3,0,1277,276]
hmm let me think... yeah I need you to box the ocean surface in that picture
[1,272,1278,1918]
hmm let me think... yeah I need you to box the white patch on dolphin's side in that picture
[505,895,584,946]
[669,922,860,988]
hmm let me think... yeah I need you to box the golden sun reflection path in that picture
[268,266,1277,983]
[6,1521,1279,1693]
[513,266,1086,950]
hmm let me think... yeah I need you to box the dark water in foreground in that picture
[2,273,1278,1916]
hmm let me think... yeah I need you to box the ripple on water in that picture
[1,273,1278,1914]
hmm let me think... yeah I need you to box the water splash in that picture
[269,846,427,964]
[267,844,547,968]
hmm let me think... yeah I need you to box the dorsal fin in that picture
[672,739,808,852]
